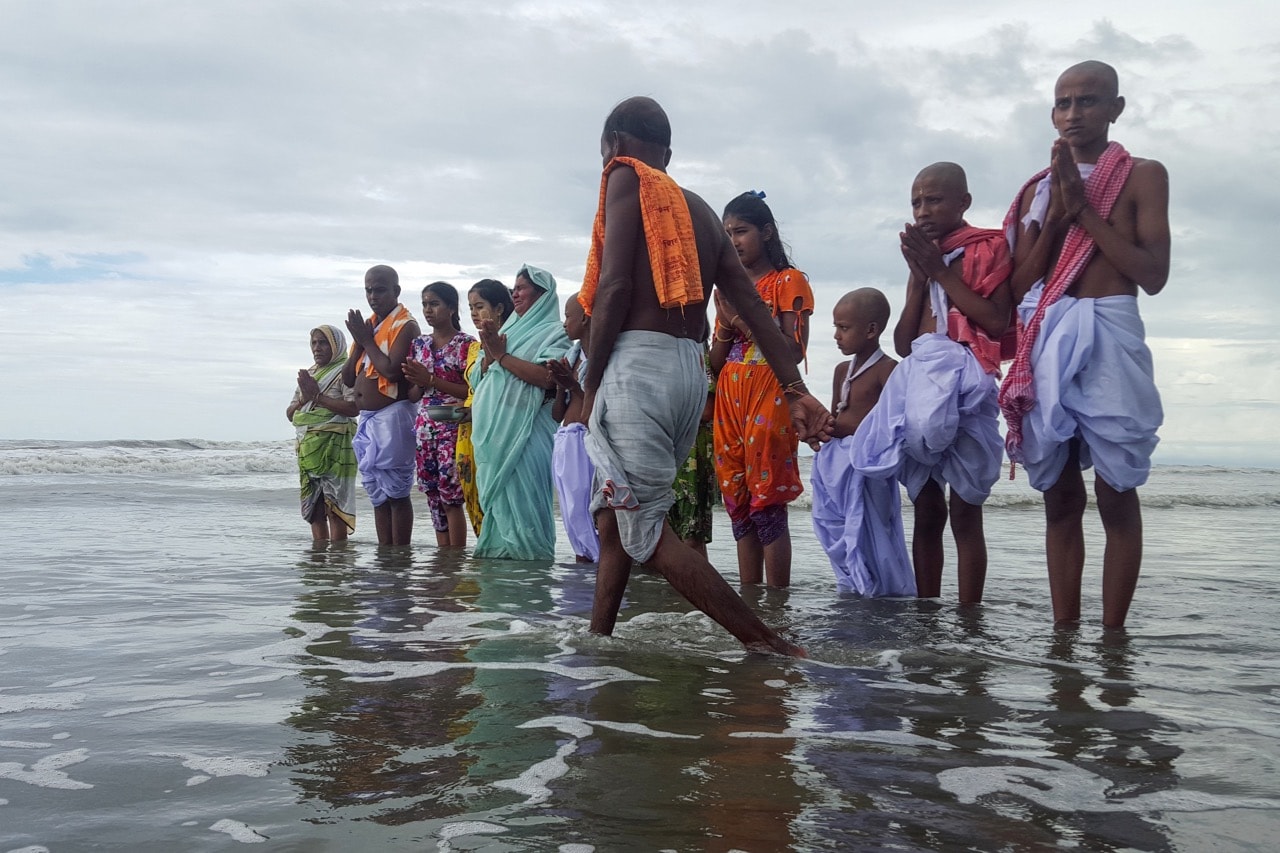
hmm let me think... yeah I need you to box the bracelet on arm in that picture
[714,327,735,343]
[498,353,509,368]
[781,379,809,399]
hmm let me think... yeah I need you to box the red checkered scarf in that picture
[998,141,1133,460]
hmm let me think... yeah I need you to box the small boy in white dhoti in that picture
[854,163,1014,604]
[549,293,600,563]
[811,288,914,597]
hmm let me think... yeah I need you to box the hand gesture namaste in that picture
[477,316,507,362]
[899,222,947,283]
[345,309,374,349]
[1050,138,1087,222]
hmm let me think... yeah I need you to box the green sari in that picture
[292,325,358,532]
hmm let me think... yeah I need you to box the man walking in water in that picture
[579,96,834,655]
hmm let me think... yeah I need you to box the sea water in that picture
[1,440,1278,851]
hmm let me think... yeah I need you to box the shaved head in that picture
[914,161,968,195]
[366,264,399,291]
[1058,60,1119,98]
[836,288,890,330]
[603,96,671,147]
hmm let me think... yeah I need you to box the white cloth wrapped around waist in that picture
[1015,287,1161,492]
[352,400,417,506]
[852,333,1002,505]
[811,435,916,597]
[586,331,705,563]
[553,422,600,562]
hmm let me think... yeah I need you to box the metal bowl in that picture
[425,404,467,422]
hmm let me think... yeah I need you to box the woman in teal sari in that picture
[287,324,361,541]
[470,266,571,559]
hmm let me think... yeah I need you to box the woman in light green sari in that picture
[470,266,571,559]
[287,325,360,541]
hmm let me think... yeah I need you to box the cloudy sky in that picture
[2,1,1276,466]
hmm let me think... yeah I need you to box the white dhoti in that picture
[353,400,417,506]
[553,422,600,561]
[811,435,916,597]
[586,331,704,563]
[1017,287,1162,492]
[853,333,1003,506]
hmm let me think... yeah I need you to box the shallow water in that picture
[2,442,1279,851]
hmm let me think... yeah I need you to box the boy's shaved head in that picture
[1058,60,1119,98]
[914,162,968,194]
[603,96,671,147]
[836,288,891,330]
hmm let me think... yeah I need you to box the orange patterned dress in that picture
[713,267,813,527]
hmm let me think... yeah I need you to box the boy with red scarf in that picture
[1000,61,1170,629]
[853,162,1012,605]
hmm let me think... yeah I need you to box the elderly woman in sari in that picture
[469,265,571,559]
[286,324,361,541]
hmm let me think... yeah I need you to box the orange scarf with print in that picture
[352,303,414,400]
[579,156,702,316]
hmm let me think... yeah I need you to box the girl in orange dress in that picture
[710,192,814,587]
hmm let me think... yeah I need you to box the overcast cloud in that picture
[2,1,1276,465]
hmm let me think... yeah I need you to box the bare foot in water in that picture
[746,636,808,658]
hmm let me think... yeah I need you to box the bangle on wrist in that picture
[498,353,509,367]
[782,379,808,399]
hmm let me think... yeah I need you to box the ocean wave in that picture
[1,440,1277,507]
[0,439,296,476]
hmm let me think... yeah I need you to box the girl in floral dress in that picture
[403,282,475,547]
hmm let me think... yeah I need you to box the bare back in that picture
[587,160,801,396]
[615,188,726,341]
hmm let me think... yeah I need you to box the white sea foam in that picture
[102,699,205,717]
[0,741,53,749]
[0,748,92,790]
[0,693,86,715]
[938,756,1280,814]
[438,821,508,850]
[519,715,699,741]
[209,819,268,843]
[730,727,951,750]
[492,740,577,803]
[152,752,270,779]
[340,657,654,687]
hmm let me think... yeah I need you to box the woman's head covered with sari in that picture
[309,324,348,373]
[468,263,571,559]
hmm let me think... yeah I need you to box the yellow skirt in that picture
[455,421,483,536]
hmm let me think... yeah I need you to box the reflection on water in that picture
[272,545,1205,851]
[4,463,1279,850]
